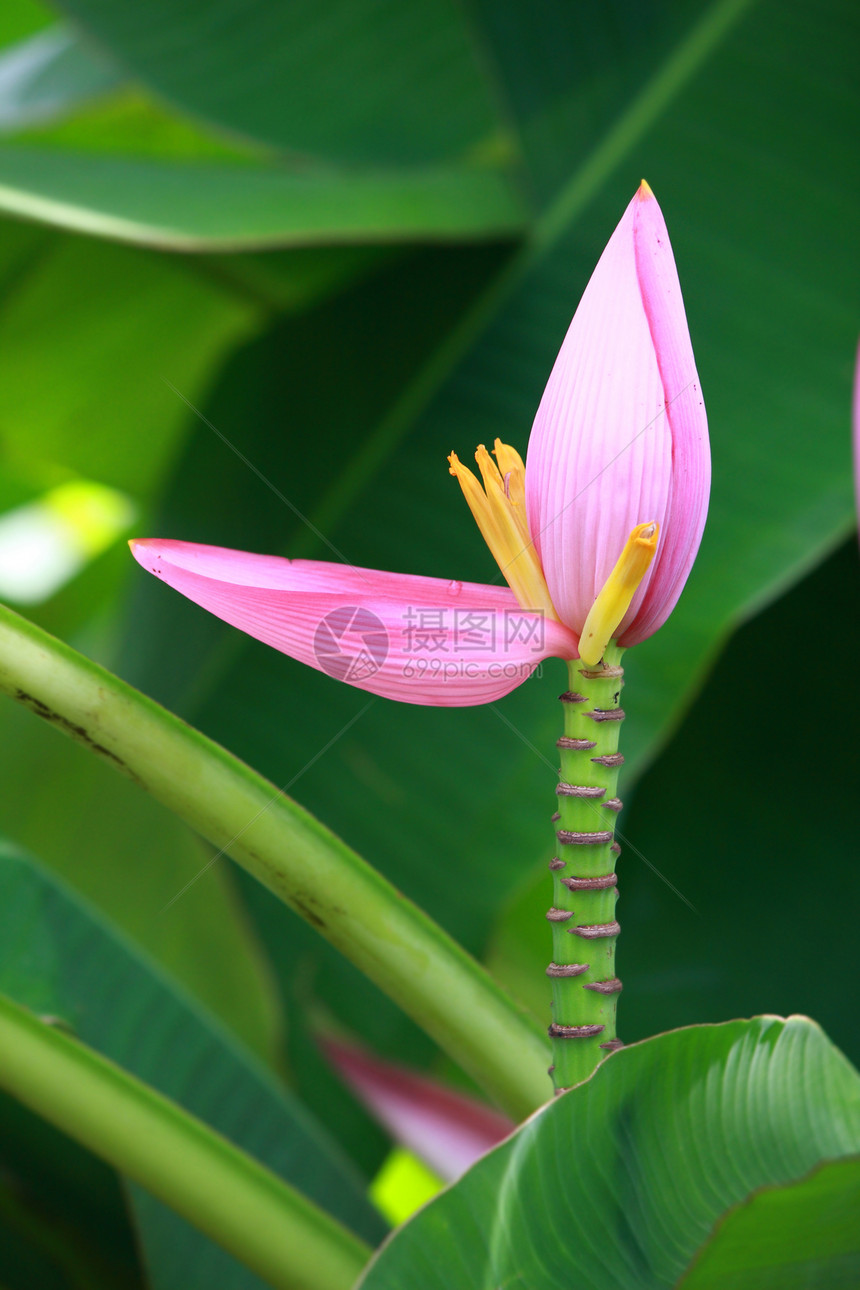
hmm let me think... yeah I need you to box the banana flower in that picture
[131,184,709,702]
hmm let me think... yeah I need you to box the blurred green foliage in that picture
[0,0,856,1284]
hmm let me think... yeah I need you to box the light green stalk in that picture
[547,644,626,1090]
[0,602,549,1119]
[0,992,369,1290]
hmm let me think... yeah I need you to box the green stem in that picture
[0,992,369,1290]
[547,644,626,1091]
[0,603,549,1119]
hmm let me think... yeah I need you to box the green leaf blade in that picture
[0,147,528,249]
[0,842,387,1286]
[358,1019,860,1289]
[52,0,505,164]
[0,231,260,495]
[680,1155,860,1289]
[0,24,121,131]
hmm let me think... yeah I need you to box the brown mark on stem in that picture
[568,920,621,939]
[558,690,587,704]
[556,783,605,798]
[561,873,617,891]
[603,798,623,812]
[592,753,624,768]
[579,665,624,679]
[13,689,141,785]
[546,962,589,977]
[557,736,597,750]
[583,978,623,994]
[557,829,614,846]
[545,907,574,922]
[290,895,327,930]
[588,708,625,723]
[548,857,566,871]
[549,1023,605,1038]
[599,1038,624,1052]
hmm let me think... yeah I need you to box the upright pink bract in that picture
[526,183,710,647]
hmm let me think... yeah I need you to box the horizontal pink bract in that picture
[526,184,710,646]
[130,539,577,706]
[322,1037,513,1181]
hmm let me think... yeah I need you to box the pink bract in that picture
[130,539,576,706]
[525,183,710,646]
[322,1037,513,1181]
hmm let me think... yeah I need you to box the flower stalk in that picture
[0,601,550,1120]
[547,644,626,1091]
[0,992,370,1290]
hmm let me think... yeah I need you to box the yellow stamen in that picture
[448,442,557,619]
[579,522,660,667]
[491,440,527,514]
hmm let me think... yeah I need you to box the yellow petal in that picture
[448,443,557,620]
[579,522,659,667]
